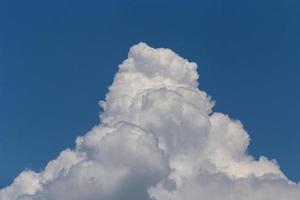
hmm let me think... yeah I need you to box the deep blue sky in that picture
[0,0,299,187]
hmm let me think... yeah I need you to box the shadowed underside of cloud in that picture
[1,43,299,200]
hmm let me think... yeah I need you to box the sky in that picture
[0,0,299,192]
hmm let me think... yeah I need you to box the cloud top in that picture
[1,43,299,200]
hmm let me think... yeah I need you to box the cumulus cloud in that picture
[1,43,299,200]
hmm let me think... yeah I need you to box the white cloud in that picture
[1,42,299,200]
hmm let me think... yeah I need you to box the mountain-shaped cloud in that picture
[1,43,299,200]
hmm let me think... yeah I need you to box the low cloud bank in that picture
[1,43,299,200]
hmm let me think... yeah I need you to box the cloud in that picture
[1,43,299,200]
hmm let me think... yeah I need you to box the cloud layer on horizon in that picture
[1,43,299,200]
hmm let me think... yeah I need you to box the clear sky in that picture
[0,0,299,188]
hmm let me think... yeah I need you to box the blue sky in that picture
[0,0,299,188]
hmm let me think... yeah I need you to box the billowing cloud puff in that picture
[1,43,299,200]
